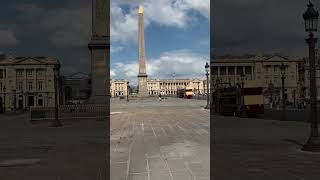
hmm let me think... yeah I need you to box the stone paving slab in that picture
[0,113,108,180]
[213,115,320,180]
[110,98,210,180]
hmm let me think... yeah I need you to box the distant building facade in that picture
[212,54,303,105]
[110,79,129,97]
[0,55,60,112]
[148,79,207,96]
[61,72,91,104]
[110,78,208,97]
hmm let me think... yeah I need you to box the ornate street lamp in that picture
[51,66,62,127]
[205,62,210,109]
[302,1,320,152]
[3,86,6,112]
[280,63,286,121]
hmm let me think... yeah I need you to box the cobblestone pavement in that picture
[110,98,210,180]
[0,112,108,180]
[213,114,320,180]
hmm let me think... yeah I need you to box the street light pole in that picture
[13,89,16,112]
[51,66,62,127]
[205,62,210,109]
[280,63,286,121]
[240,73,247,118]
[3,87,6,112]
[127,82,129,102]
[302,1,320,151]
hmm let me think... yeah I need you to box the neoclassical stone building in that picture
[109,78,208,97]
[61,72,91,104]
[148,79,207,96]
[212,54,303,105]
[0,54,60,112]
[110,79,129,97]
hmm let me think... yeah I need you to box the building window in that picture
[0,69,3,79]
[228,66,235,75]
[28,82,33,91]
[18,82,23,91]
[213,66,218,75]
[17,70,23,77]
[237,66,243,75]
[27,70,33,77]
[38,95,43,106]
[220,67,226,75]
[245,66,251,75]
[37,69,44,77]
[38,81,43,90]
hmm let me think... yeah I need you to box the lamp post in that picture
[51,66,62,127]
[280,63,286,121]
[197,82,200,99]
[127,82,129,102]
[302,1,320,152]
[21,89,25,111]
[3,86,6,112]
[13,89,16,112]
[205,62,210,109]
[240,73,247,117]
[268,81,274,108]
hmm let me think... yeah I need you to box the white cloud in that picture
[110,70,116,78]
[111,46,124,54]
[111,50,208,85]
[111,0,210,44]
[0,29,19,47]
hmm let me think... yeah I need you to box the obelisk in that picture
[137,4,148,97]
[88,0,110,104]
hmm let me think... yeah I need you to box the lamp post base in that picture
[302,136,320,152]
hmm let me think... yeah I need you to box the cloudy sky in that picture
[212,0,317,56]
[0,0,316,84]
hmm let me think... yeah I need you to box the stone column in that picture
[88,0,110,104]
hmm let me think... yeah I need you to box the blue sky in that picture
[110,0,210,84]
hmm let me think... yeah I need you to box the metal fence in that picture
[30,104,109,122]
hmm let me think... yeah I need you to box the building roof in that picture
[0,55,60,65]
[212,54,302,63]
[65,72,90,80]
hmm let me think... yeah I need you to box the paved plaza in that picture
[1,97,320,179]
[110,97,210,180]
[214,114,320,180]
[0,112,108,180]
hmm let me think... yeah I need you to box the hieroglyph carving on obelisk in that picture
[88,0,110,104]
[137,4,149,97]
